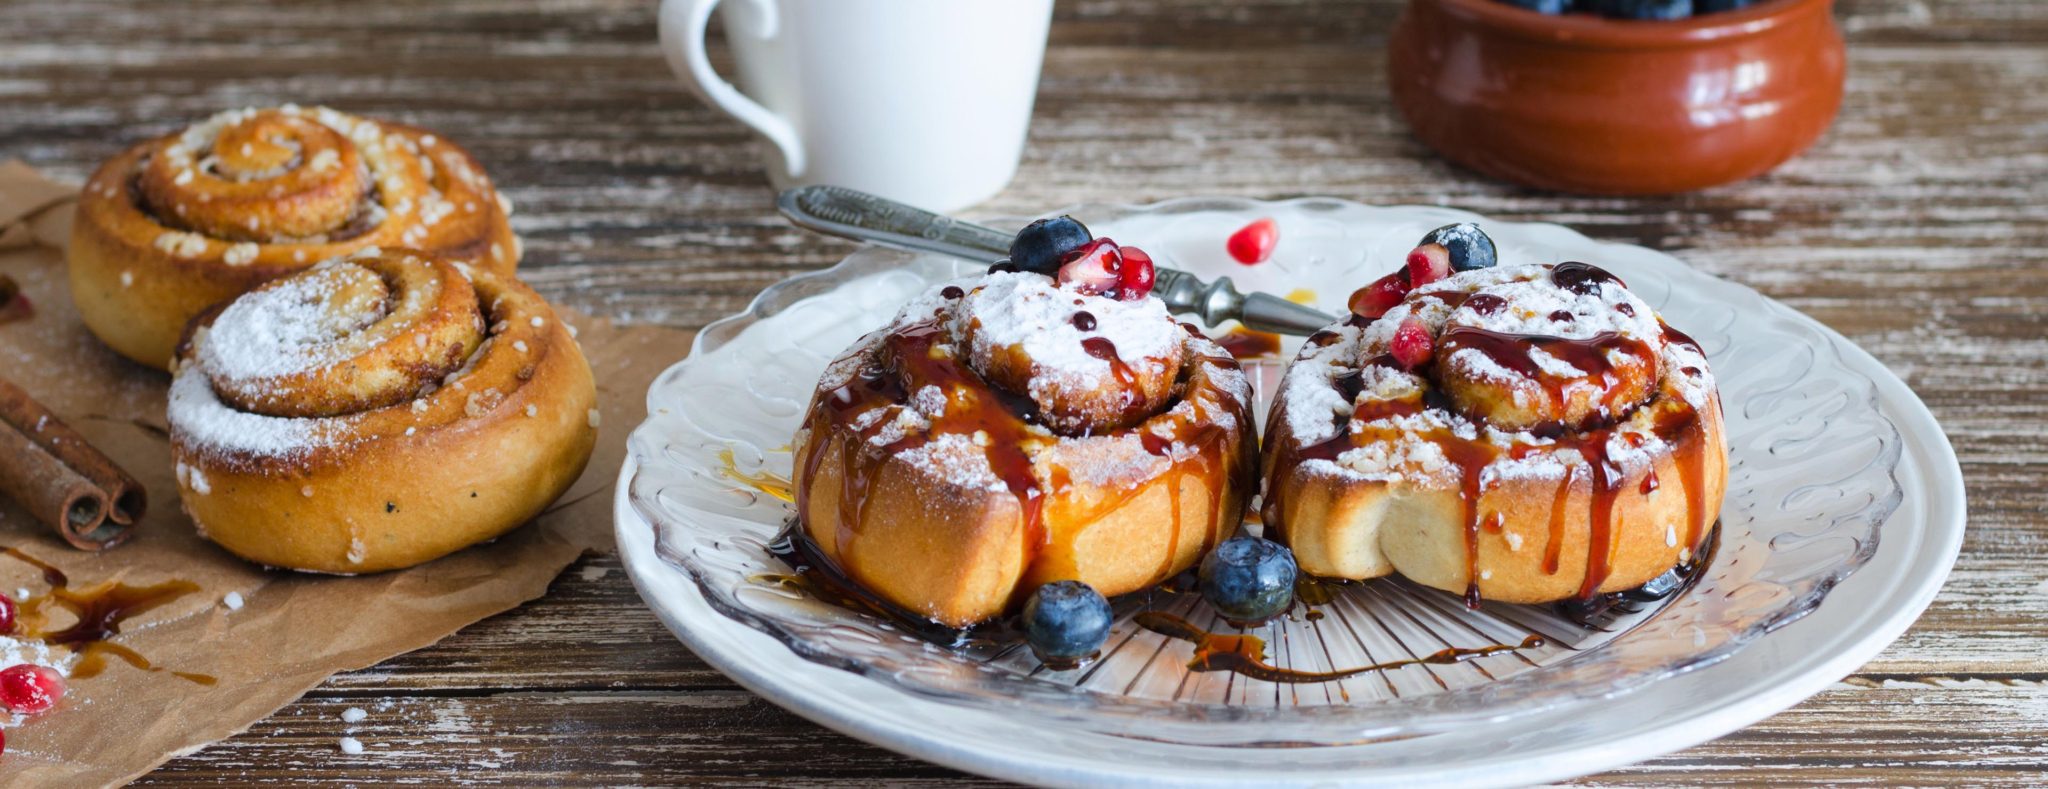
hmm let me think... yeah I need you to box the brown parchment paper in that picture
[0,160,692,785]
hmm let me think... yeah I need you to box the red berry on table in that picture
[1347,270,1412,319]
[1056,238,1124,297]
[1391,318,1435,369]
[0,593,15,635]
[1227,218,1278,265]
[0,665,63,715]
[1117,246,1157,301]
[1405,243,1453,286]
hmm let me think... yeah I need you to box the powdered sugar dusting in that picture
[169,359,335,458]
[197,259,370,381]
[1279,263,1718,486]
[955,272,1181,392]
[812,274,1251,496]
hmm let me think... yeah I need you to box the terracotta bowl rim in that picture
[1423,0,1834,49]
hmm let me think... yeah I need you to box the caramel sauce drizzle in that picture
[1214,327,1283,360]
[0,547,214,685]
[793,310,1249,615]
[715,447,795,504]
[1274,263,1716,607]
[1137,612,1544,684]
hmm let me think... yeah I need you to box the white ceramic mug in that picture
[659,0,1054,212]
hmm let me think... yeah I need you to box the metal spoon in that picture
[775,185,1339,336]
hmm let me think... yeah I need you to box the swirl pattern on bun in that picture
[1264,261,1727,605]
[794,272,1258,627]
[168,249,594,574]
[71,106,519,368]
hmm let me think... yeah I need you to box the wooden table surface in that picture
[5,0,2045,784]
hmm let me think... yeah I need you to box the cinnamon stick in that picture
[0,377,143,550]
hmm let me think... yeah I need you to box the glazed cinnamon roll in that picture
[167,249,594,573]
[1264,230,1727,605]
[794,265,1258,628]
[71,106,520,369]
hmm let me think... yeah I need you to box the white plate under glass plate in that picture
[616,199,1965,786]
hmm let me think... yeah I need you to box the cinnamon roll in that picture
[70,106,520,369]
[167,249,595,573]
[1263,233,1727,605]
[793,266,1258,628]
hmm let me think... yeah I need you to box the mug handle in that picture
[657,0,806,177]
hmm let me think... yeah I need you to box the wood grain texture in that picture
[1,0,2043,783]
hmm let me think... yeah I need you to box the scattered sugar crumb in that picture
[338,736,364,755]
[578,565,609,582]
[222,591,244,610]
[341,707,367,723]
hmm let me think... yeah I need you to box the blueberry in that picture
[1419,222,1498,272]
[1009,216,1093,276]
[1695,0,1752,11]
[1496,0,1572,13]
[1021,580,1112,667]
[1589,0,1692,19]
[1198,535,1298,626]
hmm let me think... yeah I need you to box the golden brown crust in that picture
[1266,391,1727,602]
[68,108,519,370]
[795,324,1256,628]
[1264,263,1728,604]
[167,253,593,573]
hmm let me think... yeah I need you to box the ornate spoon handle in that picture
[776,185,1337,336]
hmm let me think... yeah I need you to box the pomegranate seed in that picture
[1226,218,1278,265]
[0,594,15,635]
[0,665,63,715]
[1405,243,1453,287]
[1390,318,1435,370]
[1057,238,1124,296]
[1117,246,1157,301]
[1347,271,1412,319]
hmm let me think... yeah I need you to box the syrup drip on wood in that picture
[1214,327,1282,360]
[1135,612,1544,684]
[0,548,214,685]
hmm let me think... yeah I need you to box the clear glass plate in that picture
[626,198,1902,746]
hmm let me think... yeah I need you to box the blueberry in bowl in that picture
[1499,0,1572,12]
[1022,580,1113,669]
[1586,0,1693,19]
[1199,535,1299,627]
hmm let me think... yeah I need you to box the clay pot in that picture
[1388,0,1846,195]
